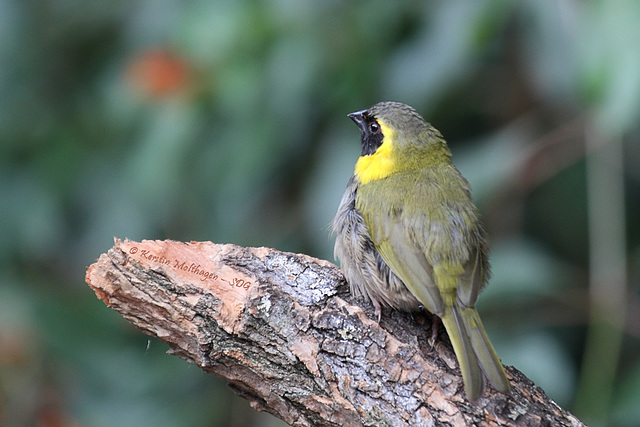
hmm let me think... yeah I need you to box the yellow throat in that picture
[354,122,397,184]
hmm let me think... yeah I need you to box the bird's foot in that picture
[428,316,441,348]
[373,299,382,323]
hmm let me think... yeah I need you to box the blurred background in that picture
[1,0,639,426]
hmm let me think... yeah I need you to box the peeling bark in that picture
[85,239,584,427]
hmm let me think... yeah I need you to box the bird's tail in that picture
[440,303,510,401]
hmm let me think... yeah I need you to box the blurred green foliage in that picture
[1,1,640,426]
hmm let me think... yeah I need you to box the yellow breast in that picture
[354,122,397,184]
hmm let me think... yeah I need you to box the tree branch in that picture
[85,238,584,427]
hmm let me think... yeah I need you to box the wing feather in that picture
[375,221,444,315]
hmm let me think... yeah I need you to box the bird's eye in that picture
[369,122,381,134]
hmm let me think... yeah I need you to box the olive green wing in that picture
[369,217,445,316]
[369,212,484,313]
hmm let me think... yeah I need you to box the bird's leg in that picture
[373,299,382,323]
[428,316,441,347]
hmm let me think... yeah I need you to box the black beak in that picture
[347,109,368,133]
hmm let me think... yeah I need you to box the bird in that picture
[332,101,510,401]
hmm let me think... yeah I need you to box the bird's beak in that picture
[347,109,368,133]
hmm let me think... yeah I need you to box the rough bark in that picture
[85,238,584,427]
